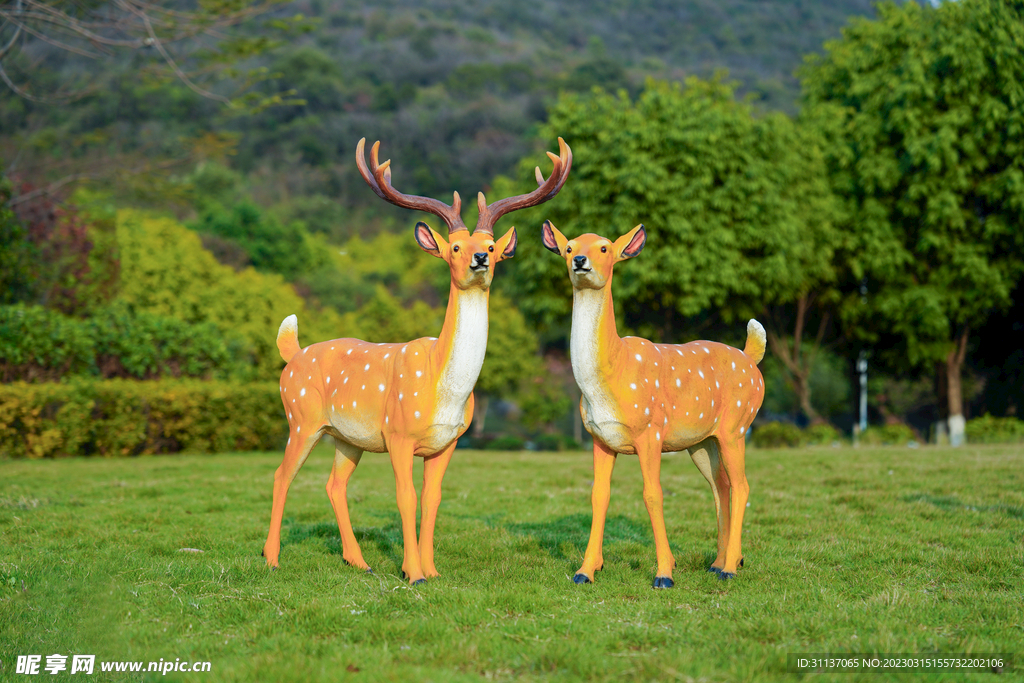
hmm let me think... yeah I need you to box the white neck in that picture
[570,287,617,398]
[433,288,489,423]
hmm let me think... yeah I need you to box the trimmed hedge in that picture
[0,380,286,458]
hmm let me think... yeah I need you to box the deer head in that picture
[542,220,646,290]
[357,138,572,290]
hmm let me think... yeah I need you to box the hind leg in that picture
[326,439,368,571]
[688,440,727,573]
[263,428,320,568]
[716,436,749,578]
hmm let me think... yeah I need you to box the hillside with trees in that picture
[2,0,1023,456]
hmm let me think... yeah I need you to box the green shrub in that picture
[0,304,96,381]
[804,422,842,446]
[0,380,286,458]
[0,304,253,381]
[751,421,805,448]
[860,423,916,446]
[486,435,525,451]
[965,414,1024,444]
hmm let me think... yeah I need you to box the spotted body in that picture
[544,221,765,587]
[262,137,571,584]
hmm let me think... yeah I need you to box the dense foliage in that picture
[2,0,1023,455]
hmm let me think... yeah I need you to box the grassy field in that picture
[1,443,1022,682]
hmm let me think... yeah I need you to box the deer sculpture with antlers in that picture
[262,137,572,584]
[542,221,765,588]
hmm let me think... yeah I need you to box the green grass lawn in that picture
[1,443,1022,682]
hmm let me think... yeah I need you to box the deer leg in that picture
[711,448,733,573]
[716,436,749,579]
[636,438,675,589]
[263,428,320,568]
[418,441,456,579]
[689,440,727,573]
[574,440,617,584]
[326,439,368,571]
[387,437,425,585]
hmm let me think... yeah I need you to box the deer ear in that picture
[494,226,517,262]
[414,222,447,258]
[613,224,646,260]
[542,220,568,255]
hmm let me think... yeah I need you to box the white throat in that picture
[434,289,489,424]
[570,288,611,401]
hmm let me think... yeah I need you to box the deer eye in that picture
[489,246,494,252]
[601,246,607,253]
[453,245,460,252]
[566,246,572,254]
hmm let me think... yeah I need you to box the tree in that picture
[801,0,1024,444]
[493,77,841,423]
[0,0,299,104]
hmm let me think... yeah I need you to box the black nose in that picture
[573,255,587,269]
[473,252,488,265]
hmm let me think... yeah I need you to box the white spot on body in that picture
[326,376,330,384]
[698,370,704,379]
[378,384,385,392]
[737,400,742,407]
[415,411,421,419]
[416,371,422,378]
[364,364,370,371]
[635,354,642,361]
[300,388,306,397]
[740,426,746,434]
[630,383,637,390]
[645,407,650,415]
[353,401,357,408]
[732,362,736,370]
[655,379,660,388]
[676,379,681,387]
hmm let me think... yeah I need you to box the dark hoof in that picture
[572,573,592,585]
[366,568,374,574]
[652,576,674,589]
[718,571,736,581]
[707,566,722,574]
[597,563,604,572]
[260,549,265,557]
[739,557,744,568]
[411,578,427,586]
[270,566,277,571]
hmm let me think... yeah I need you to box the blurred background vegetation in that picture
[1,0,1022,456]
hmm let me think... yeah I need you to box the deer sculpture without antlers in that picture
[542,221,766,588]
[262,137,572,584]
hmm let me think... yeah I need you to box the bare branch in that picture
[119,0,230,104]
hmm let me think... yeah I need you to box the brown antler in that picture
[474,137,573,236]
[356,138,468,234]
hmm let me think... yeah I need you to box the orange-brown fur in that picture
[543,221,766,585]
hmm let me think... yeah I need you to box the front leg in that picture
[574,440,617,584]
[636,435,675,588]
[419,441,456,578]
[387,436,425,585]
